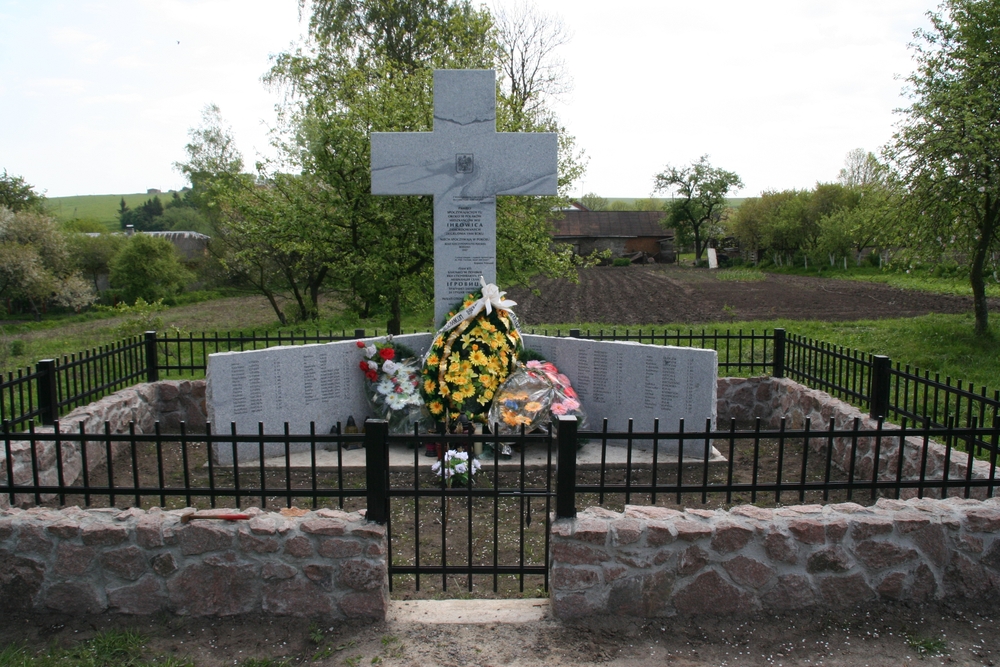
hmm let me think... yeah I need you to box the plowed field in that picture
[504,265,992,325]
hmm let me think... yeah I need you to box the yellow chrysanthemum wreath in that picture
[420,289,523,426]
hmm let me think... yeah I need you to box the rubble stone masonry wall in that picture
[550,499,1000,619]
[0,506,388,619]
[0,381,207,509]
[716,376,998,498]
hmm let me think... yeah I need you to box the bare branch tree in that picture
[491,1,572,122]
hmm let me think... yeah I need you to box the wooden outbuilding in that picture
[549,210,675,262]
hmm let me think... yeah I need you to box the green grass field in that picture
[46,192,177,231]
[3,293,999,397]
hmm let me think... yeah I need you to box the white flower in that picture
[382,359,399,375]
[367,360,378,371]
[387,393,408,411]
[451,450,469,461]
[431,461,441,474]
[471,459,482,473]
[365,344,377,358]
[376,378,394,395]
[454,462,468,474]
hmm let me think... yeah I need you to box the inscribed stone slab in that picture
[521,335,718,455]
[206,334,433,464]
[206,333,716,462]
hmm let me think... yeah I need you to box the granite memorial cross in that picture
[370,69,558,325]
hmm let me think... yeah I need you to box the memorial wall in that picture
[206,334,716,463]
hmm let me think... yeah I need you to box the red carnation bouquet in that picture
[356,337,430,434]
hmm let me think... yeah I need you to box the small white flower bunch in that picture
[357,337,427,434]
[431,448,482,487]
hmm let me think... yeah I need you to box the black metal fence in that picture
[4,416,999,593]
[5,326,999,438]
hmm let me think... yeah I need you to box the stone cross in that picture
[371,69,558,326]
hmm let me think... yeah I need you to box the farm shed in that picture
[550,210,674,261]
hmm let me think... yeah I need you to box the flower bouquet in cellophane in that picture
[420,279,523,429]
[357,337,432,435]
[488,358,587,438]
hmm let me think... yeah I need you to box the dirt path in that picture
[2,599,996,666]
[506,266,994,325]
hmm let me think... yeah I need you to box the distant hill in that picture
[601,197,746,210]
[47,192,178,232]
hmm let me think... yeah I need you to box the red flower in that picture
[355,340,365,348]
[378,347,395,361]
[365,370,378,381]
[359,361,369,371]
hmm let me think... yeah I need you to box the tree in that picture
[109,233,193,305]
[0,170,45,213]
[653,155,743,261]
[66,232,126,292]
[887,0,1000,336]
[258,0,586,333]
[0,207,95,318]
[838,148,882,190]
[578,193,608,211]
[491,0,571,123]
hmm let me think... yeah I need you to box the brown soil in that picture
[2,599,997,666]
[505,265,994,325]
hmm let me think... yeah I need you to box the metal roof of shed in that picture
[550,210,671,239]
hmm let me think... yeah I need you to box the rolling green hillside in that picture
[47,192,178,231]
[603,197,746,209]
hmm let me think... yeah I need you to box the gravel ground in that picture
[2,599,998,666]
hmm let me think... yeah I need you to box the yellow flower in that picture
[439,383,450,397]
[433,335,445,347]
[469,349,489,367]
[478,373,498,390]
[482,388,494,401]
[502,409,521,426]
[486,357,502,374]
[449,351,462,367]
[423,379,436,393]
[428,401,444,415]
[524,401,543,413]
[461,332,476,347]
[479,321,497,333]
[426,353,440,367]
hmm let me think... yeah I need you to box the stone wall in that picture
[717,376,997,498]
[1,381,207,509]
[0,505,387,619]
[550,498,1000,619]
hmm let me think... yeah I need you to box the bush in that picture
[109,234,193,305]
[612,258,632,267]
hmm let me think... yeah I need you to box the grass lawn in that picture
[4,294,999,398]
[46,192,173,231]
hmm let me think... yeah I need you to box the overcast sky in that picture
[0,0,934,199]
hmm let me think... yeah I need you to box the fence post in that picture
[569,329,581,338]
[773,328,786,379]
[870,355,892,419]
[144,331,159,383]
[354,329,366,339]
[36,359,58,426]
[364,419,390,524]
[556,415,578,519]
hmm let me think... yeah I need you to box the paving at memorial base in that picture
[1,598,998,666]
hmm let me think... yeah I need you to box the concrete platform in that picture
[237,441,727,472]
[388,598,550,624]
